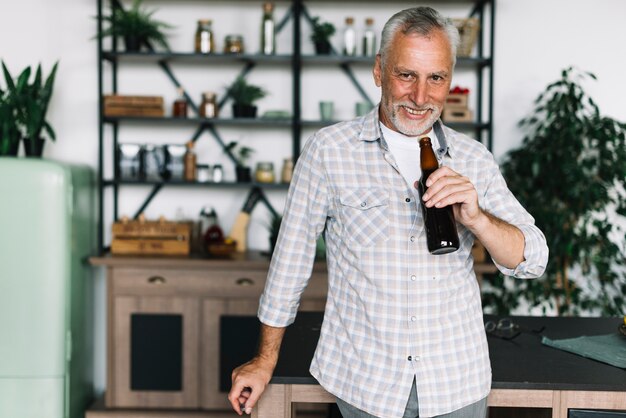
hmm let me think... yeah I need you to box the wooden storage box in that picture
[103,95,164,118]
[452,17,480,57]
[446,93,469,108]
[443,107,473,122]
[111,218,191,256]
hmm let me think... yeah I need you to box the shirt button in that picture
[410,275,416,281]
[407,356,412,361]
[405,197,411,203]
[410,236,415,242]
[410,316,417,321]
[361,201,367,207]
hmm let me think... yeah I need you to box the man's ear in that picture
[373,54,383,87]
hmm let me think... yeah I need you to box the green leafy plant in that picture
[310,16,335,44]
[0,88,20,155]
[225,76,267,107]
[98,0,173,51]
[2,61,59,142]
[225,141,255,167]
[482,67,626,316]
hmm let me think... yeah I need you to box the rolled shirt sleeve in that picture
[257,133,329,327]
[481,152,549,279]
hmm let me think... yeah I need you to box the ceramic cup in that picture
[355,101,374,117]
[319,101,334,121]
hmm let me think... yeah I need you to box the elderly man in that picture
[229,6,548,418]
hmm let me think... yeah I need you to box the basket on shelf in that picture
[452,17,480,57]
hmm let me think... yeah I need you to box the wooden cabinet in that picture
[91,253,327,414]
[111,296,200,408]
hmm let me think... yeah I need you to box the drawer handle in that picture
[236,278,254,286]
[147,275,166,285]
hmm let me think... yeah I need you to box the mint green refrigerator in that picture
[0,158,95,418]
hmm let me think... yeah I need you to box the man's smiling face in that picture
[374,29,453,136]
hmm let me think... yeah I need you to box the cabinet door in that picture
[109,296,200,408]
[200,298,258,410]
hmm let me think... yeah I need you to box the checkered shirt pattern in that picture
[258,108,548,418]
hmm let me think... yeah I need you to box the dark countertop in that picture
[220,312,626,393]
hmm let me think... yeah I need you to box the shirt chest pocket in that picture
[339,188,390,247]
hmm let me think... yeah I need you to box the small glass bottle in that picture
[173,87,188,118]
[281,158,293,183]
[255,162,275,183]
[184,141,197,181]
[260,2,276,55]
[212,164,224,183]
[343,17,356,56]
[199,92,218,118]
[362,18,376,57]
[195,19,215,54]
[196,164,212,182]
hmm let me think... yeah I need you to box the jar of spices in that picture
[184,141,197,181]
[255,162,275,183]
[224,34,245,54]
[199,92,218,118]
[196,164,212,182]
[212,164,224,183]
[280,158,293,183]
[195,19,215,53]
[172,87,188,118]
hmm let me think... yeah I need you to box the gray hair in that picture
[379,7,460,67]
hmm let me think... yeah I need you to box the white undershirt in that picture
[379,123,440,199]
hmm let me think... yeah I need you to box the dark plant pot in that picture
[314,40,332,55]
[232,104,257,118]
[0,137,20,157]
[235,165,252,183]
[123,35,144,52]
[23,137,45,158]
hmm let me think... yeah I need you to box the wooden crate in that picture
[453,17,480,57]
[443,107,473,122]
[111,218,191,256]
[446,93,469,108]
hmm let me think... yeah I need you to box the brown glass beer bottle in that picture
[418,137,460,254]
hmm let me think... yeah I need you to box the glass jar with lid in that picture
[195,19,215,54]
[255,162,275,183]
[199,92,218,118]
[224,34,245,54]
[280,158,293,183]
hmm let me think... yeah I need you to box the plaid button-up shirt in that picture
[258,108,548,418]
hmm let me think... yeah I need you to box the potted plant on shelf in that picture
[226,76,267,118]
[0,88,21,156]
[481,67,626,316]
[98,0,173,52]
[2,61,59,157]
[225,141,255,182]
[310,16,335,55]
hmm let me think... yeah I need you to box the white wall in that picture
[2,0,625,397]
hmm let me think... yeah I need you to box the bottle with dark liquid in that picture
[418,137,460,254]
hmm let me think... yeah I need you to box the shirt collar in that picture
[359,105,453,158]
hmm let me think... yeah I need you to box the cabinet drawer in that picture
[111,268,268,298]
[111,268,328,300]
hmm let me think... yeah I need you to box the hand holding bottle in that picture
[418,165,481,228]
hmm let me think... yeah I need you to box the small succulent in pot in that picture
[310,16,335,54]
[226,76,268,118]
[98,0,173,51]
[224,141,255,182]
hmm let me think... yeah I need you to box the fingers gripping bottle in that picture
[418,137,460,254]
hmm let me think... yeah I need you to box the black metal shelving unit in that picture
[96,0,495,253]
